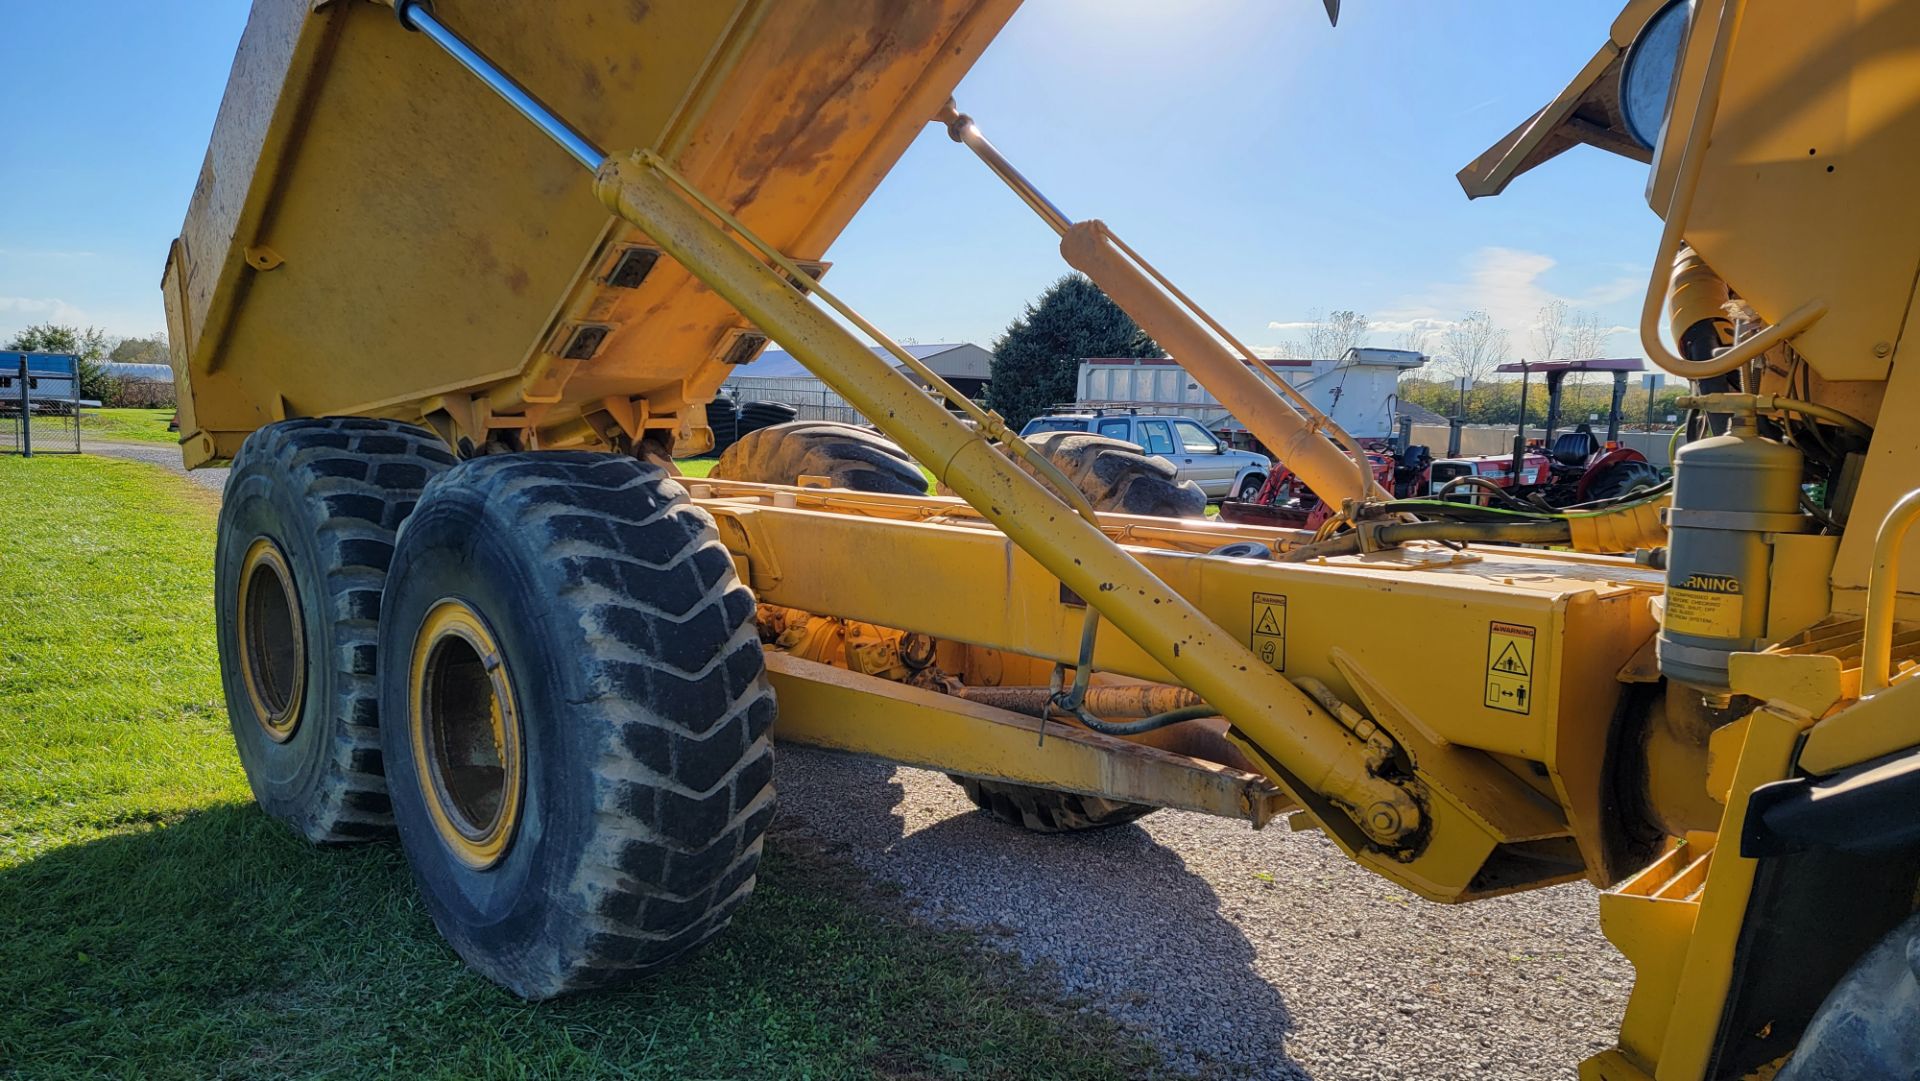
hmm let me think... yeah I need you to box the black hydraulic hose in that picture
[1552,477,1674,512]
[1053,702,1219,737]
[1435,474,1535,511]
[1375,519,1570,546]
[1281,517,1572,563]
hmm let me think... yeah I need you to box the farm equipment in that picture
[1218,442,1430,530]
[164,0,1920,1077]
[1429,358,1664,511]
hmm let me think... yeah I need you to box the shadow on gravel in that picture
[775,748,1308,1080]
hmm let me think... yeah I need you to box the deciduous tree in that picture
[1276,308,1372,361]
[1435,310,1509,405]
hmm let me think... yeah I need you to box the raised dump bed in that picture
[162,5,1920,1076]
[164,0,1016,467]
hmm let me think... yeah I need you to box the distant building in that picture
[722,342,992,424]
[102,362,173,385]
[739,342,991,398]
[1396,400,1448,426]
[1076,348,1427,442]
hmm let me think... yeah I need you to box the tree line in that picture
[982,279,1684,432]
[1398,376,1691,429]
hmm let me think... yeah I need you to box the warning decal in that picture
[1484,621,1536,715]
[1665,573,1745,638]
[1251,593,1287,671]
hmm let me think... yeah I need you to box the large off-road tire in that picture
[706,398,740,458]
[954,776,1156,833]
[1777,912,1920,1081]
[711,420,928,496]
[734,400,800,441]
[955,430,1185,832]
[1020,430,1206,518]
[378,452,776,999]
[215,418,455,843]
[1582,457,1664,501]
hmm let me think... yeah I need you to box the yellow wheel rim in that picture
[236,537,306,743]
[409,599,524,870]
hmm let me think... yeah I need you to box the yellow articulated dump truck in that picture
[164,1,1919,1076]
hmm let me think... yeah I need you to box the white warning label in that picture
[1251,593,1287,671]
[1484,621,1536,715]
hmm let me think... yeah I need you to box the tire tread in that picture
[222,417,452,843]
[408,452,776,996]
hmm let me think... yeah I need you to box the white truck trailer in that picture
[1075,347,1425,442]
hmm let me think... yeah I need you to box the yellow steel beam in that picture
[708,498,1649,753]
[1798,671,1920,775]
[591,152,1422,848]
[1060,219,1381,506]
[1610,707,1808,1080]
[764,653,1292,826]
[702,494,1658,897]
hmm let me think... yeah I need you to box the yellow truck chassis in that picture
[165,2,1920,1077]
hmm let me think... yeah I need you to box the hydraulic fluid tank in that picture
[1657,413,1811,688]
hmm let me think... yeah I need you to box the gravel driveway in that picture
[104,442,1630,1079]
[774,748,1631,1080]
[83,440,228,493]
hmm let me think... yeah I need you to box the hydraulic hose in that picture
[1435,474,1537,511]
[1378,519,1571,546]
[1056,703,1221,738]
[1677,393,1873,442]
[1281,517,1573,563]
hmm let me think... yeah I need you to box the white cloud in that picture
[0,295,90,324]
[1369,247,1642,359]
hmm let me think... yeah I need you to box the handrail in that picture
[1861,489,1920,695]
[1637,0,1826,380]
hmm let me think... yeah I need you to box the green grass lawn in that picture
[79,407,179,445]
[0,455,1164,1081]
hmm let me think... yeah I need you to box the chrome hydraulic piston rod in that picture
[934,101,1385,506]
[392,0,1425,850]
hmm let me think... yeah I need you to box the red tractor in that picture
[1220,441,1432,529]
[1426,358,1662,508]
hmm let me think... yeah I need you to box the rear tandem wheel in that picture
[214,418,454,843]
[709,421,1165,834]
[711,419,930,496]
[1018,430,1207,519]
[377,452,776,998]
[952,429,1200,831]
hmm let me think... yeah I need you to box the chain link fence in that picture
[720,376,866,425]
[0,353,84,456]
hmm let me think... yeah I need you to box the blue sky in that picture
[0,0,1659,365]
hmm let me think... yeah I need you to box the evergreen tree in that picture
[986,275,1158,429]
